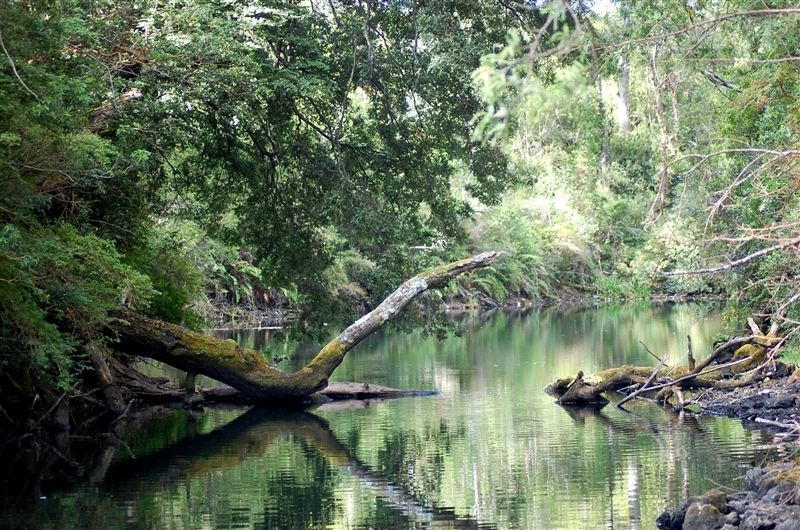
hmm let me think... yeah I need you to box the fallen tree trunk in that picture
[544,328,783,407]
[108,251,502,400]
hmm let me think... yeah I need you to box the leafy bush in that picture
[123,227,205,327]
[0,222,151,389]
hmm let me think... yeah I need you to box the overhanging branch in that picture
[109,251,503,400]
[663,235,800,276]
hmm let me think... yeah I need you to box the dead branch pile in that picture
[544,320,785,409]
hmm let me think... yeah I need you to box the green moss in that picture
[772,469,800,484]
[732,337,779,369]
[306,340,349,375]
[587,364,680,383]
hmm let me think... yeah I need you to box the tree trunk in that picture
[645,44,679,227]
[108,251,502,400]
[87,342,127,416]
[597,77,610,173]
[617,54,631,132]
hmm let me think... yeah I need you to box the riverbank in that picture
[656,462,800,530]
[658,365,800,530]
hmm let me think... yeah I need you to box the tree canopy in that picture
[1,0,800,420]
[472,0,800,342]
[0,0,542,393]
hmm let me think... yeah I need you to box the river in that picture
[0,302,782,529]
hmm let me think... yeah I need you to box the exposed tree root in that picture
[106,355,185,402]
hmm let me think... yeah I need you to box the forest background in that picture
[1,0,799,399]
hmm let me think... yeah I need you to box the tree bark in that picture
[108,251,502,400]
[87,342,127,416]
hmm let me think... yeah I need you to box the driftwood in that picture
[107,251,502,401]
[545,328,782,408]
[198,382,438,406]
[318,382,439,400]
[614,353,670,408]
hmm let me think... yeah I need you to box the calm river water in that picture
[0,303,784,529]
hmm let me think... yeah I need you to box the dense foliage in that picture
[0,0,540,391]
[470,1,800,346]
[1,0,799,396]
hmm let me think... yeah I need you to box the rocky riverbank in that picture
[701,363,800,424]
[656,464,800,530]
[658,365,800,530]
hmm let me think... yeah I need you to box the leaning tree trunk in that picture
[108,251,502,400]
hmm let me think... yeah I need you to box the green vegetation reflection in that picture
[3,305,781,530]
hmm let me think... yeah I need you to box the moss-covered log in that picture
[544,331,782,407]
[108,251,502,400]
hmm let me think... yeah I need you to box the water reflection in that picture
[2,405,491,529]
[105,409,362,524]
[0,302,782,530]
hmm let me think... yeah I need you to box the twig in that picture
[639,341,665,363]
[611,355,757,408]
[755,418,800,434]
[703,478,740,492]
[32,385,76,427]
[777,291,800,318]
[643,357,751,395]
[0,28,41,103]
[693,336,764,373]
[692,387,713,403]
[616,354,670,409]
[664,236,800,276]
[111,431,137,459]
[108,399,133,429]
[0,403,12,423]
[613,9,800,49]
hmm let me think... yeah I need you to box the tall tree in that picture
[473,0,800,341]
[120,0,537,304]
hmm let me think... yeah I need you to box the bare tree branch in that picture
[663,236,800,276]
[606,9,800,50]
[0,27,41,103]
[109,252,504,400]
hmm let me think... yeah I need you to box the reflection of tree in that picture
[536,302,721,369]
[374,421,465,508]
[555,401,755,527]
[95,407,490,529]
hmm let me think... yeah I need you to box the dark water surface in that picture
[0,303,783,529]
